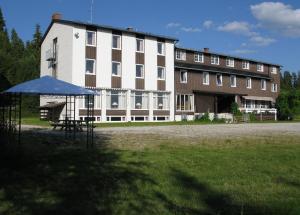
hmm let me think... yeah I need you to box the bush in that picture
[231,102,242,116]
[249,112,257,122]
[195,112,211,122]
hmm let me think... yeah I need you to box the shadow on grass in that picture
[156,168,280,215]
[0,129,155,215]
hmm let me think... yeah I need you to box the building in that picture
[41,14,280,122]
[41,14,176,122]
[174,47,280,121]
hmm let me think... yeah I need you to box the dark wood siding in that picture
[85,74,96,87]
[136,52,144,64]
[112,49,122,62]
[106,110,126,115]
[157,55,165,67]
[111,76,122,88]
[135,79,144,90]
[131,110,149,115]
[153,110,170,116]
[157,80,166,91]
[86,46,96,59]
[79,109,101,115]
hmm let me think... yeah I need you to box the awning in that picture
[39,102,66,110]
[242,96,275,103]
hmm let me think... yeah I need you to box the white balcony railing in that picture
[239,107,277,114]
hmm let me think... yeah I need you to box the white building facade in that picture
[41,15,176,122]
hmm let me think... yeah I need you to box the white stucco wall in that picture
[165,41,175,121]
[144,37,157,91]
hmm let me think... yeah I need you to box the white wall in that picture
[165,41,175,121]
[97,29,112,88]
[144,37,157,91]
[122,33,136,89]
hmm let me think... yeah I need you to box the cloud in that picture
[203,20,213,29]
[166,22,181,28]
[180,27,201,33]
[251,2,300,37]
[232,49,257,54]
[217,21,256,36]
[250,35,276,46]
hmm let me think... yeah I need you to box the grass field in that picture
[0,130,299,215]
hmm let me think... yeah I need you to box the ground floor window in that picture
[153,116,169,121]
[131,116,149,121]
[153,93,170,110]
[176,94,194,111]
[106,90,126,109]
[131,91,149,109]
[106,116,126,122]
[242,100,271,109]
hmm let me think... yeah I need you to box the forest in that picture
[0,7,299,120]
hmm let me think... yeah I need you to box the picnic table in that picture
[50,119,85,131]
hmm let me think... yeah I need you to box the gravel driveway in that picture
[95,123,300,139]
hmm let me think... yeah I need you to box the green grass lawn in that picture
[0,131,299,215]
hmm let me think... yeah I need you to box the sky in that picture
[1,0,300,72]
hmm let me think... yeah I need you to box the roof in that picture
[39,102,66,109]
[175,46,281,67]
[3,76,98,96]
[42,19,179,43]
[175,62,272,80]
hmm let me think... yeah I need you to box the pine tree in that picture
[0,7,5,32]
[10,28,24,58]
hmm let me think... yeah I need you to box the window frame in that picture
[257,64,264,72]
[112,34,121,50]
[136,38,144,53]
[216,73,223,86]
[85,58,96,74]
[271,66,277,74]
[230,75,237,87]
[261,79,266,90]
[180,70,187,83]
[86,31,96,46]
[271,83,278,92]
[226,58,235,67]
[246,77,252,89]
[135,64,144,79]
[211,55,220,65]
[176,50,186,61]
[242,61,250,70]
[112,61,121,77]
[176,94,194,111]
[157,66,166,80]
[203,72,210,85]
[157,42,165,56]
[194,53,204,63]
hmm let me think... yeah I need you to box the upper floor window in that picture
[85,59,95,74]
[271,66,277,74]
[203,72,209,85]
[211,55,219,65]
[230,75,236,87]
[261,79,266,90]
[176,50,186,60]
[246,77,252,89]
[226,58,235,67]
[271,83,278,92]
[257,64,264,72]
[180,70,187,83]
[86,31,96,46]
[112,35,121,49]
[242,61,250,70]
[136,64,144,78]
[216,74,222,86]
[157,67,165,80]
[112,61,121,76]
[136,39,144,52]
[194,53,204,63]
[157,42,165,55]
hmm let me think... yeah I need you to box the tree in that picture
[281,71,293,90]
[0,7,5,32]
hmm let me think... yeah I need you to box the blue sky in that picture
[1,0,300,72]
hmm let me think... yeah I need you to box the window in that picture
[136,64,144,78]
[84,95,95,109]
[271,67,277,74]
[112,35,121,49]
[153,93,169,110]
[257,64,264,72]
[157,42,165,55]
[216,74,222,86]
[271,83,278,92]
[230,75,236,87]
[203,72,209,85]
[85,59,95,74]
[226,58,234,67]
[261,79,266,90]
[157,67,165,80]
[86,31,96,46]
[106,90,126,109]
[131,91,149,109]
[176,94,194,111]
[112,61,121,76]
[211,55,219,65]
[176,50,186,60]
[242,61,250,70]
[194,53,204,63]
[246,77,252,89]
[136,39,144,52]
[180,70,187,83]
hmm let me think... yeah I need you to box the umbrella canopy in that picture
[3,76,97,96]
